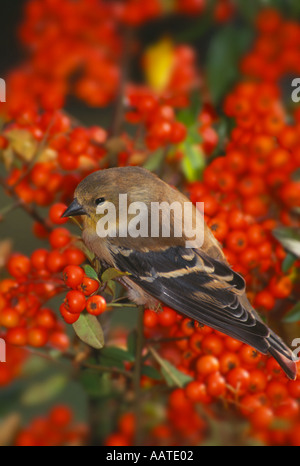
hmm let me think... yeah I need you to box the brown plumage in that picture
[62,166,297,380]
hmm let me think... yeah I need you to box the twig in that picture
[79,360,133,380]
[146,335,189,344]
[0,200,21,218]
[26,347,133,380]
[133,305,144,446]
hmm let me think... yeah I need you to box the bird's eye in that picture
[95,197,105,206]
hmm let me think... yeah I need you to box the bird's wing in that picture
[109,244,270,353]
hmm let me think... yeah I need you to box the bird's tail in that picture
[267,330,297,380]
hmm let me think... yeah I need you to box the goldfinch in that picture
[62,166,297,380]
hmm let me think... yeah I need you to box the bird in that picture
[62,166,297,380]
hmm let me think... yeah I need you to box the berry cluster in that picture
[1,250,69,350]
[6,0,121,115]
[0,197,90,351]
[126,43,199,150]
[2,0,235,121]
[142,307,300,446]
[3,110,107,179]
[126,86,187,150]
[60,265,106,324]
[14,405,89,446]
[241,9,300,81]
[0,228,108,346]
[104,412,136,447]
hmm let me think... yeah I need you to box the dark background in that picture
[0,0,26,75]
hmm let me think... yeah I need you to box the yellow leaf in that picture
[143,38,175,92]
[7,129,37,161]
[0,239,12,270]
[39,147,57,162]
[0,413,21,446]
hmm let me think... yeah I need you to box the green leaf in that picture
[288,0,300,18]
[141,365,162,381]
[100,346,135,363]
[100,356,125,370]
[21,375,67,406]
[143,148,165,172]
[149,347,192,387]
[73,313,105,349]
[291,168,300,181]
[206,25,253,105]
[83,264,99,282]
[127,330,137,357]
[177,93,201,128]
[273,227,300,258]
[237,1,262,21]
[181,143,205,182]
[161,360,193,387]
[283,302,300,323]
[101,267,130,283]
[282,252,297,273]
[80,371,111,399]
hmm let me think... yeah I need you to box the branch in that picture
[26,348,133,380]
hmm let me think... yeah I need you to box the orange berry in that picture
[196,354,219,376]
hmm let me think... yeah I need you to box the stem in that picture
[107,302,137,309]
[80,361,133,380]
[26,348,133,380]
[0,201,21,218]
[133,305,144,446]
[146,335,189,345]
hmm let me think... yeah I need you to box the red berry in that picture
[196,355,220,376]
[0,308,21,328]
[143,309,158,328]
[86,295,107,316]
[50,405,73,427]
[78,276,99,296]
[63,265,84,289]
[49,203,68,225]
[158,307,178,326]
[59,304,80,324]
[6,327,28,346]
[7,254,31,278]
[226,367,250,396]
[31,249,49,270]
[64,290,86,314]
[27,327,49,347]
[49,228,71,249]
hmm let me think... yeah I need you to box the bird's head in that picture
[62,167,162,233]
[62,165,208,250]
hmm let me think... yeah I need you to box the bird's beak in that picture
[62,198,88,218]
